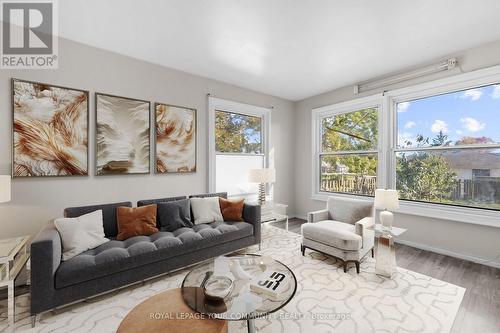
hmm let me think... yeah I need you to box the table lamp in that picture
[0,175,11,203]
[374,189,399,230]
[248,168,276,205]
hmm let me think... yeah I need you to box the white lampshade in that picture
[0,175,11,203]
[374,189,399,211]
[248,168,276,183]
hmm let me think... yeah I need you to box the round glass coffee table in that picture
[181,254,297,333]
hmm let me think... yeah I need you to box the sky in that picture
[397,84,500,147]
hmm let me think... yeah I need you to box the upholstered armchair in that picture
[301,196,375,273]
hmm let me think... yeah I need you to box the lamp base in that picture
[380,210,393,231]
[258,183,266,206]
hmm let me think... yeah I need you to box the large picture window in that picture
[319,107,379,196]
[312,67,500,225]
[395,83,500,210]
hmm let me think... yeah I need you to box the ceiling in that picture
[58,0,500,101]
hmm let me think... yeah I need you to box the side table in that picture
[260,202,289,231]
[0,236,31,326]
[370,224,406,278]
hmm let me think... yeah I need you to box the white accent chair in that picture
[301,196,375,273]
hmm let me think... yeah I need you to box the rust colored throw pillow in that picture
[116,204,158,241]
[219,197,244,222]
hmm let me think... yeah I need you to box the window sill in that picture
[394,201,500,228]
[311,192,500,228]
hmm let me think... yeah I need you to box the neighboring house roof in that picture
[443,150,500,169]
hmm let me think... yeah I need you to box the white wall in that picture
[0,38,295,239]
[293,39,500,267]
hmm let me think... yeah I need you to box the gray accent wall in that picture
[293,39,500,268]
[0,37,295,239]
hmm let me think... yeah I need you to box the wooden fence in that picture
[321,174,377,196]
[452,177,500,202]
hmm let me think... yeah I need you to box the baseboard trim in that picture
[395,238,500,269]
[290,214,307,221]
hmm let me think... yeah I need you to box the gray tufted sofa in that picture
[30,192,260,324]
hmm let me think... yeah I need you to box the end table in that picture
[370,224,406,278]
[0,236,31,326]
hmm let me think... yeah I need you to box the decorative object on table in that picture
[54,210,109,261]
[203,275,234,302]
[95,93,150,175]
[190,197,224,224]
[182,254,297,333]
[371,224,407,279]
[0,175,11,203]
[249,269,291,300]
[12,79,89,177]
[218,197,244,221]
[155,103,196,173]
[0,236,30,327]
[115,204,158,240]
[303,196,375,273]
[248,168,276,205]
[374,189,399,230]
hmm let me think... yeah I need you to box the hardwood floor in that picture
[269,218,500,333]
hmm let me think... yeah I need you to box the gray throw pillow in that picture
[157,199,193,232]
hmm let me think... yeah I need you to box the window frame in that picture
[208,96,271,195]
[312,64,500,227]
[311,95,386,201]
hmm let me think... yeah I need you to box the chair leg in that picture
[300,244,306,256]
[355,261,360,274]
[371,248,374,258]
[343,261,347,273]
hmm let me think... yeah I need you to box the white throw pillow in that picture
[190,197,224,225]
[54,210,109,261]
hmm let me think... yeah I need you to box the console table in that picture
[0,236,30,326]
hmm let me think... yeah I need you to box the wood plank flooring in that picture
[269,218,500,333]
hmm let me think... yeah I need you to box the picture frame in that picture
[11,78,89,177]
[154,102,197,174]
[95,93,151,175]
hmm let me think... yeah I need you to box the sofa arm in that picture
[30,222,61,315]
[308,209,329,223]
[243,203,261,244]
[355,217,375,238]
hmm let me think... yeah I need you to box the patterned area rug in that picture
[0,225,465,333]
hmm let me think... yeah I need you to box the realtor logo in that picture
[1,0,58,68]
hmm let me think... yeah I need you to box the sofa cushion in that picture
[55,210,109,261]
[190,197,224,224]
[137,196,187,207]
[327,197,373,225]
[64,202,132,238]
[301,220,362,251]
[157,199,193,231]
[116,205,158,240]
[55,221,253,289]
[219,197,244,222]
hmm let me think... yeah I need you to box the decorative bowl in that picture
[203,276,234,302]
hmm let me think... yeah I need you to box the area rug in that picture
[0,225,465,333]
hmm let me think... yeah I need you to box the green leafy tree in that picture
[431,130,452,147]
[215,111,262,153]
[397,132,458,202]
